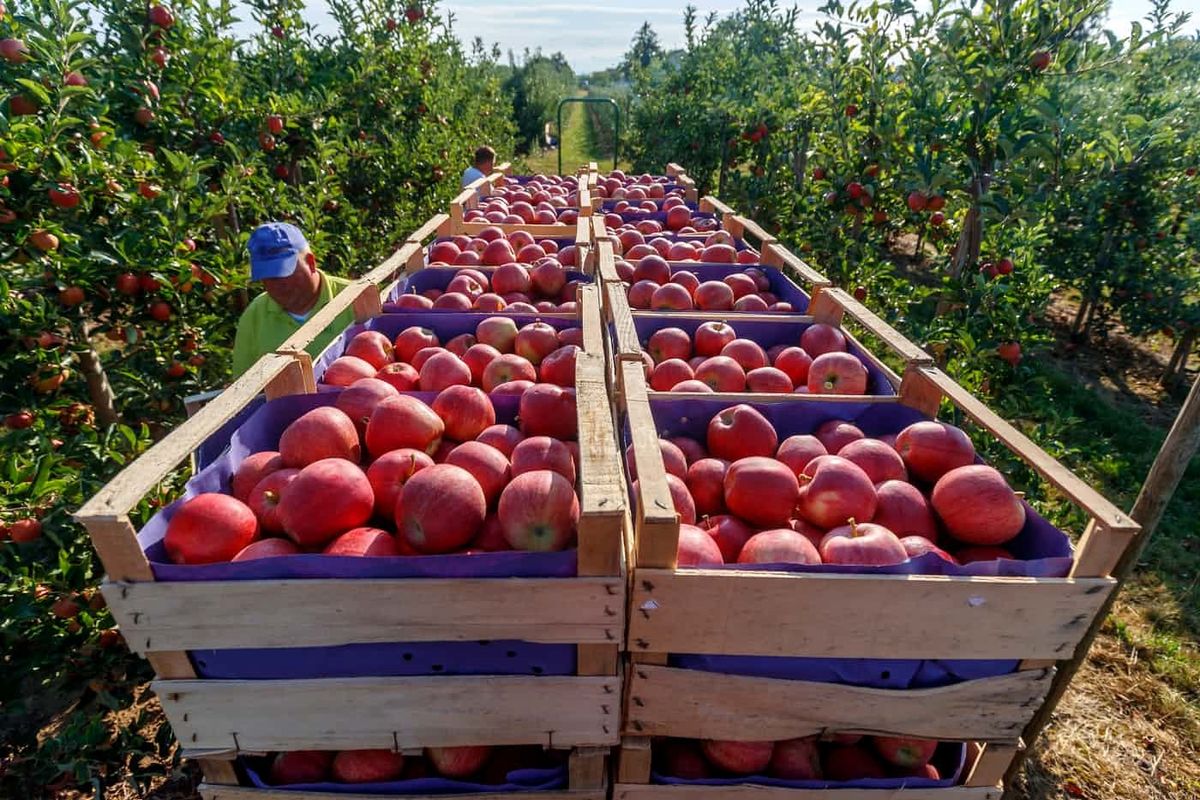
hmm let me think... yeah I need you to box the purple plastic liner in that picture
[652,742,966,790]
[137,390,578,680]
[244,762,568,795]
[626,397,1073,689]
[311,313,581,384]
[631,316,894,396]
[383,267,591,308]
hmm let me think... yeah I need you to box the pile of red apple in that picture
[593,170,680,201]
[638,321,869,395]
[610,227,753,259]
[604,196,720,234]
[321,318,581,395]
[622,253,792,314]
[161,382,580,564]
[266,744,558,786]
[427,228,579,268]
[656,735,948,783]
[464,175,580,225]
[626,405,1027,568]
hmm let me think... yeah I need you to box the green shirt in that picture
[231,270,355,377]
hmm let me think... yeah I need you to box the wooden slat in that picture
[361,241,422,286]
[630,311,814,325]
[965,743,1020,788]
[592,215,611,244]
[569,746,609,791]
[729,215,776,246]
[614,785,1002,800]
[607,285,640,361]
[700,195,734,216]
[580,285,606,358]
[263,353,315,399]
[104,577,624,652]
[75,354,302,521]
[628,569,1113,660]
[899,363,945,417]
[203,786,606,800]
[624,665,1052,742]
[75,517,153,583]
[622,362,679,570]
[618,737,652,784]
[407,213,449,244]
[820,287,933,366]
[760,242,831,289]
[1068,519,1136,578]
[597,241,621,284]
[666,163,686,177]
[576,352,627,580]
[913,366,1140,540]
[155,675,621,751]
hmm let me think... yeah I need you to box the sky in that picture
[234,1,1200,73]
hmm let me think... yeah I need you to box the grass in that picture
[520,90,631,176]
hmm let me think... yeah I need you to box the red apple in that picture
[838,439,907,483]
[366,448,434,518]
[491,263,532,295]
[628,280,659,309]
[279,406,361,467]
[420,351,472,392]
[491,379,535,397]
[231,450,284,502]
[461,343,501,385]
[345,330,394,369]
[669,436,708,465]
[446,441,511,507]
[324,355,377,387]
[426,746,492,778]
[539,344,579,387]
[323,527,400,556]
[233,537,300,561]
[820,520,907,565]
[514,322,560,366]
[476,316,519,353]
[670,270,701,295]
[476,424,525,457]
[724,457,799,527]
[659,740,712,779]
[873,480,938,539]
[700,243,737,263]
[336,378,400,439]
[702,514,756,562]
[768,737,822,780]
[895,421,976,483]
[270,751,333,785]
[247,468,300,534]
[429,241,461,264]
[165,493,259,564]
[482,353,537,392]
[776,435,827,478]
[774,347,813,386]
[686,458,728,516]
[723,273,758,300]
[694,321,737,356]
[394,326,440,362]
[738,529,821,564]
[376,362,420,391]
[633,254,671,284]
[746,367,792,393]
[481,239,516,266]
[433,292,474,311]
[823,746,888,781]
[412,346,447,371]
[518,384,577,439]
[397,464,486,552]
[797,456,877,528]
[695,356,747,391]
[694,280,735,310]
[814,420,864,453]
[365,395,444,457]
[512,435,576,482]
[650,359,694,391]
[445,333,477,357]
[800,323,847,357]
[733,295,770,312]
[498,470,579,551]
[432,385,495,441]
[677,523,725,566]
[707,404,777,460]
[647,327,692,363]
[701,740,774,775]
[651,282,694,310]
[332,750,405,783]
[720,339,768,371]
[873,736,938,769]
[530,260,566,297]
[900,535,957,563]
[279,459,374,548]
[672,380,715,393]
[808,352,868,395]
[931,465,1025,545]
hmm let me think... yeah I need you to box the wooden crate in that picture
[614,342,1138,794]
[75,228,628,790]
[447,168,590,238]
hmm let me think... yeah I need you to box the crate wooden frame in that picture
[447,165,593,237]
[75,212,629,791]
[614,347,1138,793]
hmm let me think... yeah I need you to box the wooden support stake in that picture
[618,737,653,784]
[967,742,1020,788]
[569,747,609,791]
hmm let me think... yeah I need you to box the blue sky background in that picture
[233,1,1200,73]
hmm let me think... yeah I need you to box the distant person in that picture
[462,145,496,188]
[231,222,356,377]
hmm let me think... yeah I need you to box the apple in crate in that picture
[336,378,399,439]
[648,327,692,363]
[707,404,777,460]
[808,352,868,395]
[658,740,712,779]
[427,746,493,778]
[686,458,728,516]
[768,736,822,780]
[932,465,1025,544]
[366,395,445,457]
[165,493,259,564]
[539,344,579,387]
[395,326,440,362]
[233,537,300,561]
[367,449,433,519]
[248,468,300,533]
[483,354,538,392]
[324,355,376,386]
[446,442,511,507]
[796,456,876,528]
[376,362,419,391]
[519,385,576,439]
[231,450,284,502]
[498,470,579,551]
[873,736,938,769]
[345,330,394,370]
[873,480,938,539]
[823,745,888,780]
[270,750,333,784]
[694,321,736,356]
[676,524,724,566]
[738,529,821,564]
[280,459,375,548]
[432,385,496,442]
[476,424,525,457]
[724,457,799,528]
[323,527,400,557]
[799,323,846,357]
[774,346,812,386]
[279,406,361,467]
[776,434,826,478]
[397,464,486,553]
[813,419,864,453]
[514,322,560,366]
[894,421,975,482]
[838,438,907,483]
[700,740,774,774]
[332,749,405,783]
[512,436,575,482]
[820,521,908,566]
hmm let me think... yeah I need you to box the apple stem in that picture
[848,517,859,537]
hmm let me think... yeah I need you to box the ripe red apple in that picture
[231,450,284,502]
[768,736,822,779]
[694,321,737,356]
[628,280,659,309]
[247,468,300,534]
[677,523,725,566]
[702,514,755,562]
[366,448,434,518]
[445,333,477,357]
[432,385,495,441]
[723,273,758,300]
[738,529,821,564]
[814,420,864,453]
[873,736,938,769]
[707,404,777,460]
[232,537,299,561]
[324,527,400,557]
[482,354,537,392]
[518,384,576,439]
[332,750,405,783]
[531,260,566,297]
[164,493,258,564]
[873,480,938,539]
[539,344,579,387]
[670,270,701,295]
[838,439,907,483]
[394,326,440,362]
[694,280,735,311]
[395,294,434,310]
[773,347,813,386]
[498,470,579,551]
[894,421,976,482]
[279,406,361,467]
[279,459,374,548]
[434,292,475,311]
[426,746,492,778]
[336,377,400,439]
[633,254,671,284]
[650,359,694,391]
[270,750,333,785]
[686,458,728,516]
[808,352,868,395]
[724,457,799,527]
[701,243,737,263]
[419,351,472,392]
[701,740,774,775]
[476,424,524,457]
[900,535,957,563]
[376,362,419,391]
[345,330,394,369]
[820,520,907,565]
[776,435,827,478]
[365,395,444,457]
[514,322,560,366]
[481,239,516,266]
[324,355,377,387]
[512,435,576,482]
[651,283,694,310]
[446,441,511,507]
[669,436,707,465]
[672,380,715,393]
[799,323,846,357]
[797,456,876,528]
[474,316,518,353]
[823,746,888,781]
[695,356,746,391]
[647,327,692,363]
[458,343,499,385]
[932,465,1025,545]
[397,464,486,553]
[746,367,793,393]
[720,339,768,371]
[659,740,712,779]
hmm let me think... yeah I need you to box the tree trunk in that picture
[1070,295,1091,339]
[949,205,982,279]
[78,346,120,427]
[1161,328,1197,389]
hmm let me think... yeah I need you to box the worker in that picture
[461,145,496,188]
[231,222,356,377]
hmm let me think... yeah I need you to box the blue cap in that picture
[248,222,308,280]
